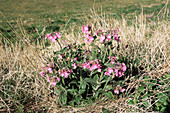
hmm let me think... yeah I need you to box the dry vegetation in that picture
[0,7,169,113]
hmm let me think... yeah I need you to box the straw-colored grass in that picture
[0,8,169,112]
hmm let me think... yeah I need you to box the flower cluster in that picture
[114,87,126,94]
[95,28,120,43]
[40,25,127,105]
[82,25,94,43]
[58,68,73,78]
[45,32,61,43]
[40,65,60,86]
[81,59,102,72]
[115,63,127,77]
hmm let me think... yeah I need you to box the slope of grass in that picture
[0,0,169,112]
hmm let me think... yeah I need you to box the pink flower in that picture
[72,63,77,69]
[60,73,65,77]
[107,68,113,74]
[82,62,90,69]
[89,68,93,71]
[122,63,126,72]
[47,77,50,82]
[114,34,120,42]
[91,64,98,70]
[69,70,73,73]
[64,71,69,78]
[58,54,63,59]
[56,32,61,38]
[105,34,112,42]
[95,30,103,36]
[56,77,60,82]
[119,71,124,77]
[47,67,53,73]
[98,68,101,72]
[114,89,119,94]
[121,88,125,93]
[74,57,78,61]
[62,40,69,44]
[54,32,62,38]
[82,25,90,34]
[48,36,53,40]
[85,35,94,43]
[147,15,153,18]
[104,72,110,76]
[108,56,111,59]
[115,69,119,76]
[40,71,44,77]
[114,56,117,61]
[51,81,56,86]
[110,61,115,64]
[51,36,57,43]
[42,66,45,69]
[100,35,105,43]
[45,33,51,39]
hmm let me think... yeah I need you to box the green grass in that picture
[0,0,168,22]
[0,0,168,43]
[0,0,169,112]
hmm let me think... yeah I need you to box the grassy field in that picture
[0,0,169,112]
[0,0,169,22]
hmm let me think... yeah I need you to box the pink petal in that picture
[115,69,119,76]
[107,68,113,74]
[40,71,44,77]
[57,77,60,82]
[122,63,127,71]
[64,72,69,78]
[47,67,53,73]
[98,68,101,72]
[114,89,119,94]
[51,81,56,86]
[47,77,50,82]
[121,88,125,93]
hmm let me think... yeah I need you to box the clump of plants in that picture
[40,25,127,106]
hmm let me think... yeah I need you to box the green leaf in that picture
[67,89,77,95]
[54,51,60,55]
[55,89,60,94]
[144,75,149,79]
[69,80,77,85]
[143,101,149,106]
[61,46,68,53]
[128,99,134,105]
[155,102,161,106]
[163,101,168,106]
[80,43,85,48]
[104,91,114,100]
[160,107,166,112]
[134,99,138,104]
[79,89,86,95]
[85,78,97,85]
[104,85,113,91]
[95,88,103,99]
[92,84,100,91]
[152,80,157,83]
[142,95,148,100]
[164,74,169,78]
[92,70,99,75]
[135,93,140,99]
[155,106,160,111]
[138,86,145,93]
[80,80,86,89]
[60,91,67,105]
[102,107,110,113]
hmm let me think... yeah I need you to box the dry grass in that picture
[0,8,169,112]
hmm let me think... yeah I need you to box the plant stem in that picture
[56,38,62,50]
